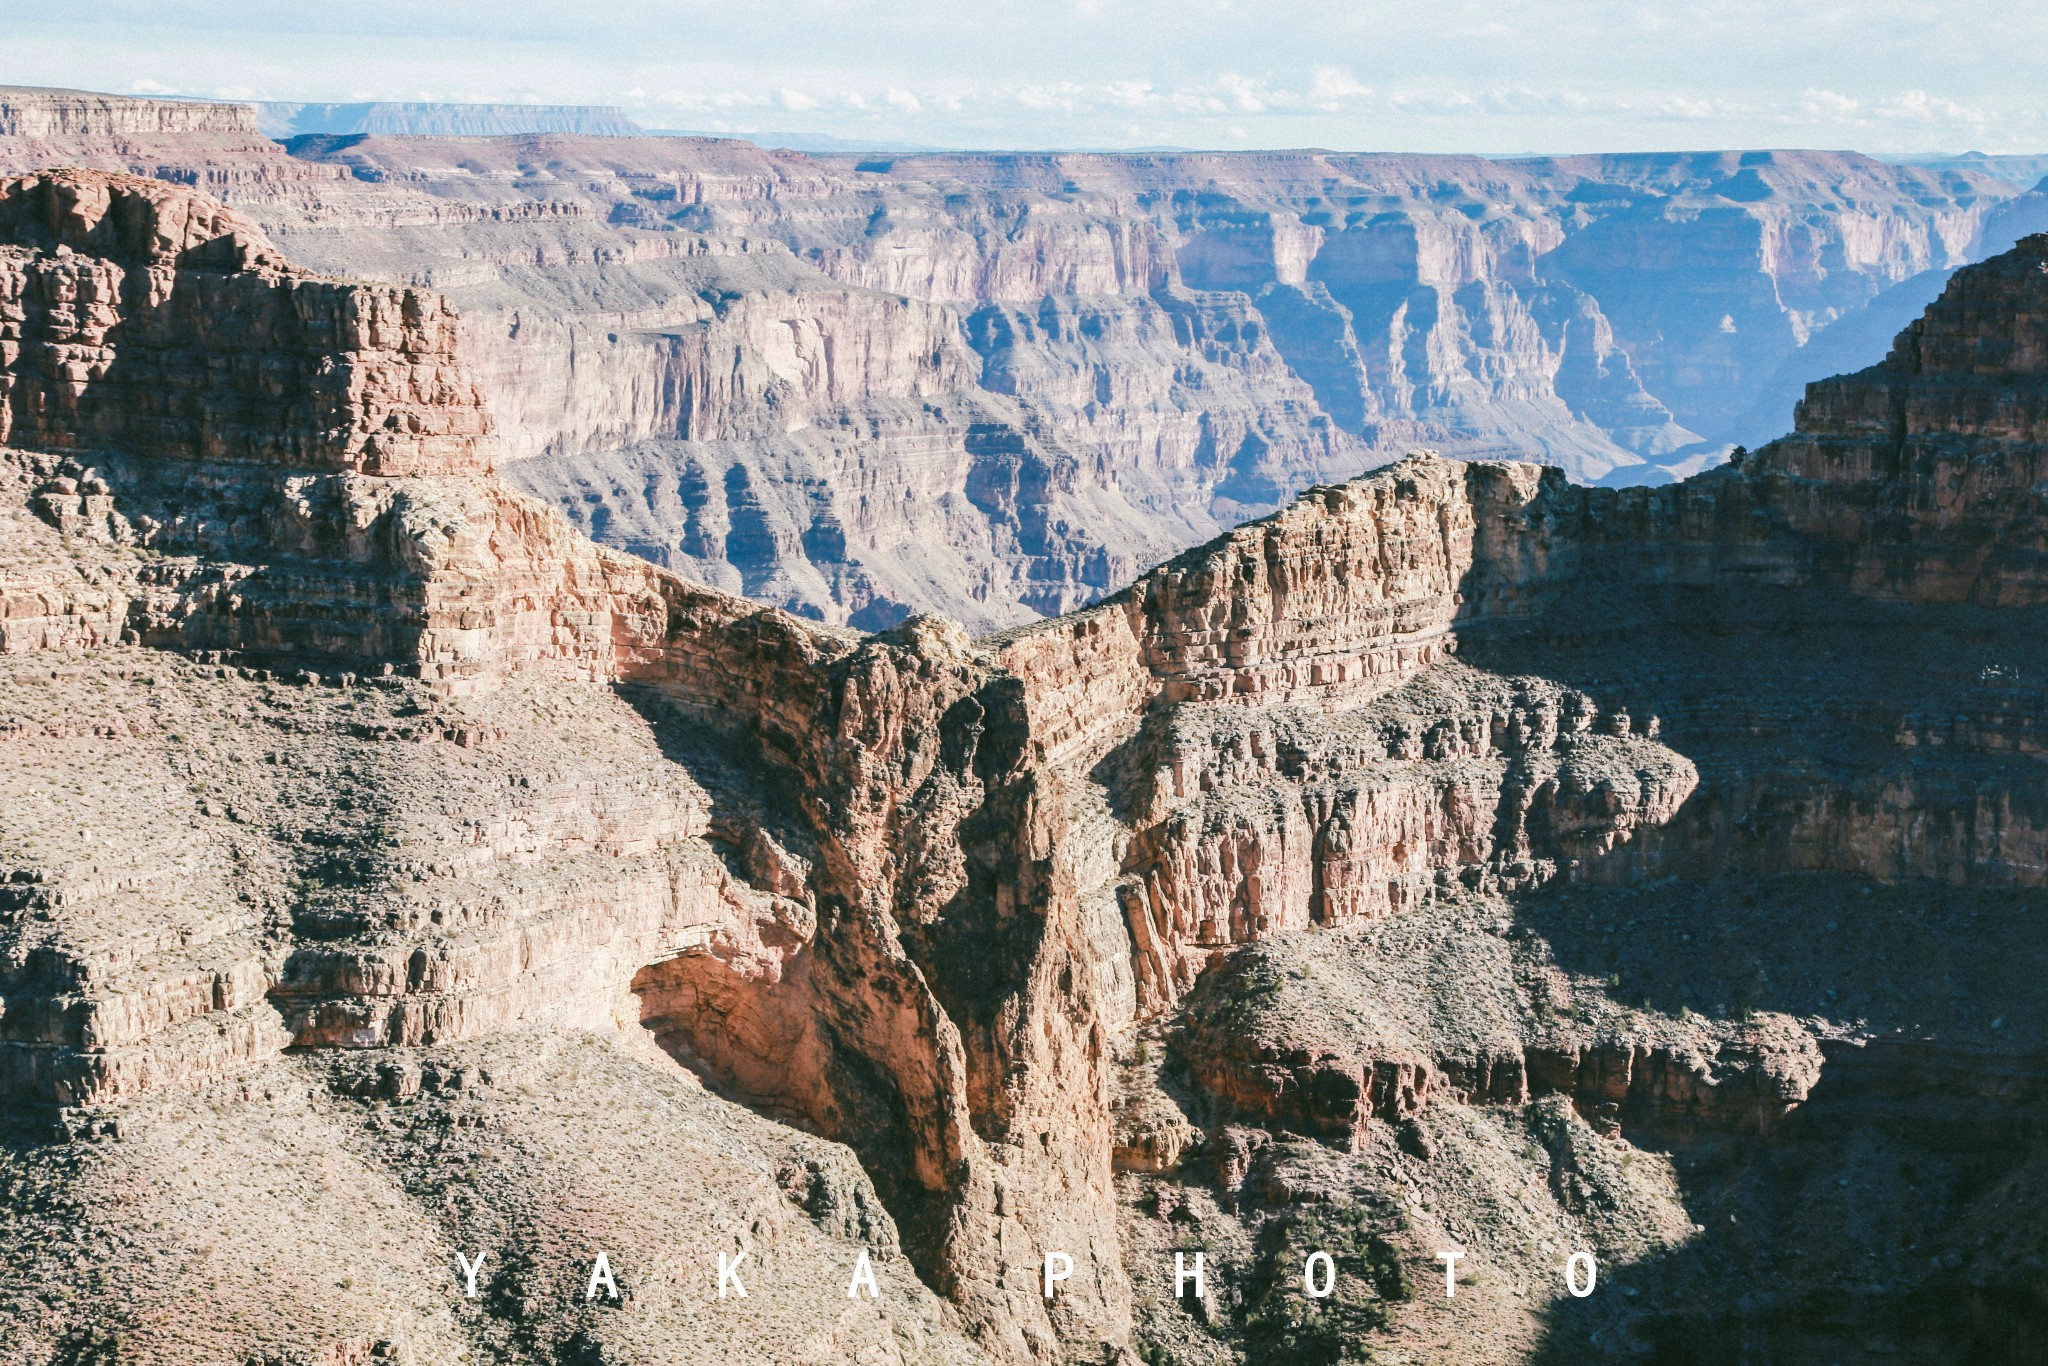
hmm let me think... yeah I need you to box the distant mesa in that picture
[250,100,646,139]
[0,84,258,137]
[0,86,647,143]
[1891,150,2048,187]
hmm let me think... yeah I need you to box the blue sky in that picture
[4,1,2042,154]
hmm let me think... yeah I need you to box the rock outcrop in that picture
[1172,939,1823,1152]
[1106,667,1696,1009]
[1756,231,2048,604]
[4,88,2019,632]
[0,170,1125,1363]
[10,165,2048,1366]
[0,170,490,476]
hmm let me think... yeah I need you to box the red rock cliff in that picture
[0,169,491,476]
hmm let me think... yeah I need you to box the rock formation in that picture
[0,86,2021,634]
[0,170,489,476]
[252,101,646,139]
[7,163,2048,1366]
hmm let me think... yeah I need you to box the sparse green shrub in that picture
[51,1329,124,1366]
[554,1330,611,1366]
[1239,1203,1409,1364]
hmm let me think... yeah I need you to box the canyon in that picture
[1,151,2047,1366]
[2,86,2042,640]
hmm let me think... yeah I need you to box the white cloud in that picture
[1308,66,1371,108]
[1801,88,1862,118]
[1875,88,1997,128]
[1218,74,1268,113]
[619,70,2035,153]
[657,88,771,113]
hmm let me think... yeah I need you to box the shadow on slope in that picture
[1458,582,2048,1362]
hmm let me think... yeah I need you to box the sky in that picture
[3,1,2044,155]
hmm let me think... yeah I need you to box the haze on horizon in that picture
[2,0,2043,156]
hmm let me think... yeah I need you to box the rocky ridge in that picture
[0,85,2027,635]
[6,168,2048,1364]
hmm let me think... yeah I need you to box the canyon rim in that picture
[0,71,2047,1366]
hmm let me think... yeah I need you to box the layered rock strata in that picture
[0,170,1123,1362]
[0,170,490,475]
[4,87,2020,631]
[1104,668,1696,1008]
[272,136,2015,628]
[10,168,2048,1364]
[1172,935,1824,1154]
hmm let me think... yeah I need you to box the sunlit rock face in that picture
[8,153,2048,1365]
[2,89,2018,630]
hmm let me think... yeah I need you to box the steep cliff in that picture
[1021,234,2048,1359]
[9,167,2048,1366]
[270,137,2015,630]
[0,170,489,476]
[0,171,1120,1363]
[0,87,260,138]
[0,86,356,206]
[4,87,2014,632]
